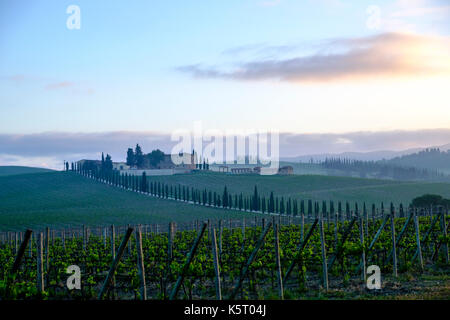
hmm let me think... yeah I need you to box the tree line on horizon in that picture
[321,156,447,181]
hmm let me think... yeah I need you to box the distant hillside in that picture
[383,148,450,174]
[281,143,450,163]
[0,166,55,176]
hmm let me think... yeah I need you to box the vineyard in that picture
[0,207,448,300]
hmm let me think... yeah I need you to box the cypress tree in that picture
[346,202,350,219]
[239,193,243,210]
[253,185,259,211]
[223,186,228,208]
[308,200,313,218]
[141,172,147,193]
[269,192,275,213]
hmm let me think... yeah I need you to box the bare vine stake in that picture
[390,211,398,277]
[413,210,424,272]
[127,224,132,256]
[301,212,305,242]
[11,229,32,275]
[211,228,222,300]
[319,215,328,291]
[411,214,440,262]
[168,222,174,261]
[45,227,50,279]
[169,222,208,300]
[110,225,116,299]
[359,216,366,281]
[230,221,273,300]
[14,232,18,254]
[273,218,284,299]
[98,227,134,299]
[386,211,413,263]
[439,208,448,263]
[29,233,33,258]
[103,228,107,249]
[283,218,319,283]
[37,232,44,294]
[219,220,223,256]
[334,212,338,250]
[328,216,357,271]
[364,207,369,240]
[135,226,147,300]
[327,211,330,232]
[356,214,391,273]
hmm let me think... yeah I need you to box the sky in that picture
[0,0,449,168]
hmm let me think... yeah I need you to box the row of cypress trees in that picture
[74,165,410,218]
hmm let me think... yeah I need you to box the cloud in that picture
[1,129,449,169]
[177,32,450,83]
[389,0,450,18]
[378,0,450,33]
[45,81,75,90]
[2,75,94,94]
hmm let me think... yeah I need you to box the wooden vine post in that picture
[169,222,208,300]
[439,207,449,263]
[390,206,398,277]
[11,229,32,274]
[37,232,44,294]
[300,212,305,242]
[45,227,50,273]
[29,232,33,258]
[411,213,440,263]
[359,215,366,281]
[334,211,338,250]
[413,209,424,271]
[211,227,222,300]
[283,218,319,283]
[110,224,116,299]
[356,213,391,272]
[230,221,273,300]
[328,216,357,271]
[273,218,284,299]
[319,214,328,291]
[168,222,174,261]
[135,226,147,300]
[98,227,134,299]
[219,220,223,256]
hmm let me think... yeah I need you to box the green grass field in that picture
[0,166,54,176]
[0,171,251,231]
[1,168,450,231]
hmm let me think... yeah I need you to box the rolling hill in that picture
[0,166,55,176]
[1,168,450,231]
[0,171,251,231]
